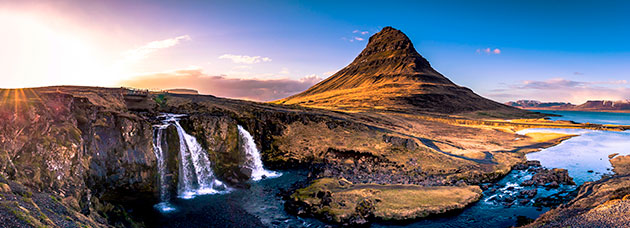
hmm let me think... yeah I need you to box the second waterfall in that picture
[238,125,281,181]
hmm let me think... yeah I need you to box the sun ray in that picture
[0,90,10,105]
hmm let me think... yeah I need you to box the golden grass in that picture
[610,155,630,175]
[524,132,577,143]
[292,178,482,222]
[373,185,481,220]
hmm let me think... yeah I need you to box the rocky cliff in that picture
[0,87,156,227]
[1,85,576,227]
[524,155,630,227]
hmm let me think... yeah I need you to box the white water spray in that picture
[152,125,176,213]
[152,114,229,212]
[238,125,281,181]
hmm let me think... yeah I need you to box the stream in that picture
[148,111,630,227]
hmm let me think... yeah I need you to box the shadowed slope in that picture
[275,27,530,118]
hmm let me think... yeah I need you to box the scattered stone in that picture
[521,180,535,187]
[519,199,531,205]
[513,160,542,170]
[545,181,560,188]
[480,183,491,190]
[519,189,538,198]
[524,168,575,187]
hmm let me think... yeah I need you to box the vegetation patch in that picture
[288,178,482,225]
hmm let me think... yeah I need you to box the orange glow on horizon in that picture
[0,10,133,89]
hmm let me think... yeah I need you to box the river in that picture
[150,111,629,227]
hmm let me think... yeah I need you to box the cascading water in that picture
[238,125,281,181]
[172,119,228,198]
[152,124,176,213]
[152,114,229,213]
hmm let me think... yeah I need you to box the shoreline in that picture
[524,108,630,114]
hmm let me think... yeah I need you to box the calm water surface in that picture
[530,109,630,125]
[520,128,630,185]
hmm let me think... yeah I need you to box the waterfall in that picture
[171,119,228,198]
[152,124,175,213]
[152,114,229,213]
[238,125,281,181]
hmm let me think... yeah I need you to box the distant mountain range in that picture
[506,99,630,112]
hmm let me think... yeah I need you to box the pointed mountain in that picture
[275,27,531,117]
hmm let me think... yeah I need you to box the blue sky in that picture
[2,0,629,103]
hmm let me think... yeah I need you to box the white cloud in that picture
[279,67,290,75]
[354,37,364,41]
[299,74,323,84]
[122,35,191,62]
[322,70,336,77]
[476,47,501,55]
[353,30,369,35]
[233,65,253,70]
[120,68,321,101]
[219,54,272,64]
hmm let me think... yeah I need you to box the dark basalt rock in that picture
[525,168,575,188]
[383,135,418,150]
[513,160,542,170]
[519,189,538,198]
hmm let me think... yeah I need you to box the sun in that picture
[0,11,110,88]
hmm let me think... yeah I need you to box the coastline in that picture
[524,108,630,114]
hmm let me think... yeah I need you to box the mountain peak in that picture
[349,27,433,74]
[358,27,415,58]
[274,27,529,117]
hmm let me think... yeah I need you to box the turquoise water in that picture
[529,109,630,125]
[520,128,630,185]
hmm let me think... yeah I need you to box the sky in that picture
[1,0,629,103]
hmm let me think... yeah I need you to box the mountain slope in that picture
[275,27,530,117]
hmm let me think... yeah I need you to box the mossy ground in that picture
[290,178,482,224]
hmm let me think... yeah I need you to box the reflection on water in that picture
[519,128,630,185]
[155,170,325,228]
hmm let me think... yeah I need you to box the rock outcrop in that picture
[286,178,482,226]
[0,88,157,227]
[523,175,630,228]
[523,156,630,227]
[521,168,575,188]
